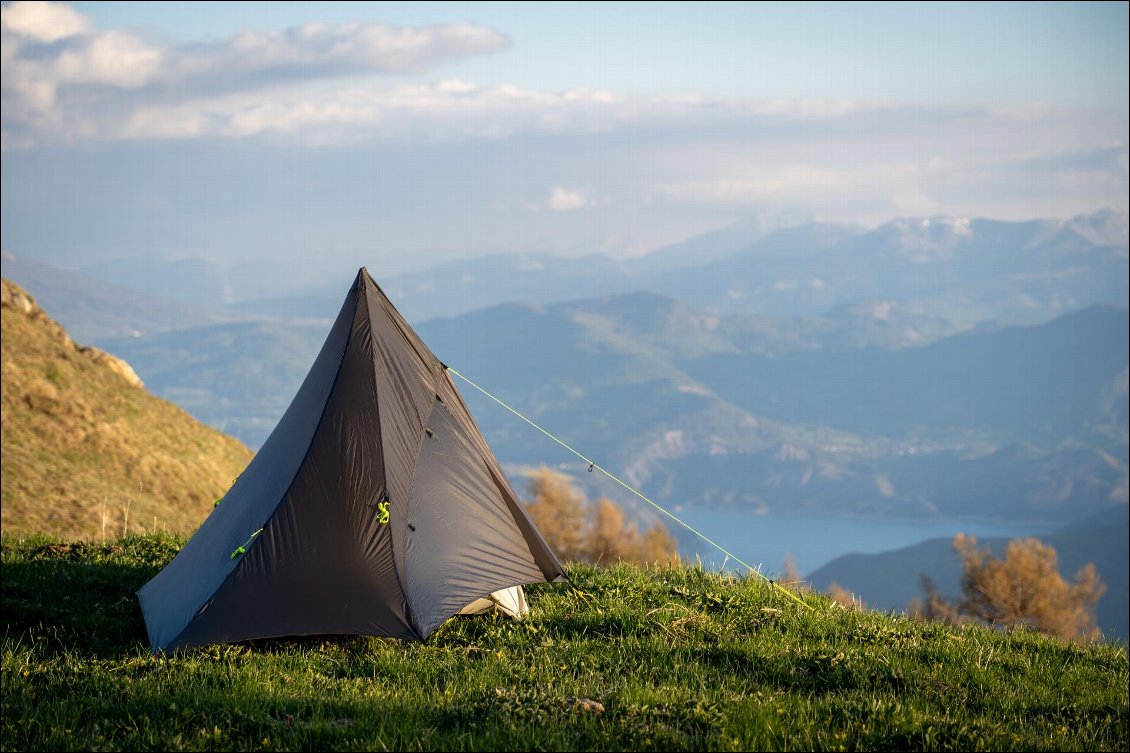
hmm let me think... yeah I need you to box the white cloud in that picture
[1,2,509,146]
[547,186,589,211]
[171,20,507,82]
[54,29,164,88]
[0,1,89,42]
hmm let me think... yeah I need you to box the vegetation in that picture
[918,534,1107,642]
[1,279,252,540]
[525,466,678,565]
[2,533,1127,752]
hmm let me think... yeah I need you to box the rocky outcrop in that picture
[2,279,143,388]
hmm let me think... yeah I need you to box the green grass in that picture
[2,534,1127,752]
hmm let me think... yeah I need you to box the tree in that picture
[525,466,589,563]
[825,582,863,610]
[917,534,1106,642]
[637,523,679,566]
[589,497,635,564]
[524,466,678,566]
[778,556,807,591]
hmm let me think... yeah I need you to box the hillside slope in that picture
[1,279,252,539]
[1,537,1126,751]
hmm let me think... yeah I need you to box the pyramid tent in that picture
[138,268,565,652]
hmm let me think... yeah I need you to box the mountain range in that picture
[16,279,1122,526]
[276,209,1130,324]
[22,209,1124,333]
[3,209,1126,527]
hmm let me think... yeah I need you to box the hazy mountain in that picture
[648,210,1129,321]
[417,294,1127,522]
[625,210,830,273]
[1,251,228,341]
[31,209,1126,330]
[7,210,1125,525]
[371,209,1129,324]
[101,321,328,449]
[377,252,639,322]
[686,305,1129,447]
[78,254,342,309]
[1,279,251,540]
[808,505,1129,640]
[72,281,1127,523]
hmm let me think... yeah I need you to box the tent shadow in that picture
[1,556,154,657]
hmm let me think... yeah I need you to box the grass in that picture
[2,534,1127,751]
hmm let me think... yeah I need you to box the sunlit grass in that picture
[2,533,1127,751]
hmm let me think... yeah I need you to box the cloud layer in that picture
[1,1,508,147]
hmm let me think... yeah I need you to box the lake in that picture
[671,510,1055,576]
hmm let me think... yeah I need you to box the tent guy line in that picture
[444,365,813,611]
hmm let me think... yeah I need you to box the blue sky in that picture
[2,1,1127,280]
[71,2,1128,106]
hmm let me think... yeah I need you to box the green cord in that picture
[230,528,264,560]
[446,365,812,611]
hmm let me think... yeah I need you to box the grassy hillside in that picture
[1,534,1126,752]
[1,279,252,540]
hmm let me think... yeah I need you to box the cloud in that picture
[0,1,89,42]
[547,186,589,211]
[0,3,1125,229]
[170,21,508,85]
[54,29,164,88]
[1,2,509,146]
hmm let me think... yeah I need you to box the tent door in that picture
[457,586,529,620]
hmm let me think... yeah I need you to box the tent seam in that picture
[360,281,427,641]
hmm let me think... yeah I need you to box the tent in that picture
[137,268,565,652]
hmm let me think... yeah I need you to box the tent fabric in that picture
[137,268,565,652]
[459,586,529,619]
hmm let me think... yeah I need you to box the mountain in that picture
[646,210,1129,320]
[28,209,1125,330]
[0,279,252,540]
[6,209,1125,525]
[370,209,1129,323]
[417,294,1127,522]
[1,251,229,341]
[808,506,1129,640]
[77,254,341,310]
[625,210,830,273]
[686,305,1129,447]
[69,284,1127,523]
[100,321,328,449]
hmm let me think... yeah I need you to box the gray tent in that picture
[137,268,565,652]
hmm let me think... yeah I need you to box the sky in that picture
[1,1,1127,283]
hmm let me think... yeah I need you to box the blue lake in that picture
[671,510,1055,576]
